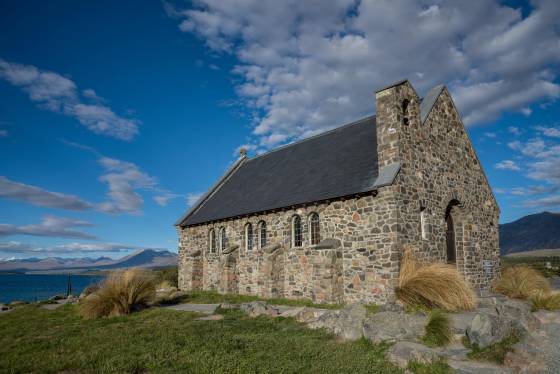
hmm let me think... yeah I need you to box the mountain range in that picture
[500,211,560,255]
[0,249,177,273]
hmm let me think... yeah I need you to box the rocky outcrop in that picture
[387,341,441,368]
[306,304,367,341]
[363,311,427,343]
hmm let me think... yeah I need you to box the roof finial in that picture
[239,147,247,157]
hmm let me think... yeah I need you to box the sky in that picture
[0,0,559,260]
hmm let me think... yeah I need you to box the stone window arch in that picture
[308,212,320,245]
[291,215,302,248]
[445,200,461,264]
[245,223,253,252]
[208,228,216,253]
[219,226,226,253]
[258,220,267,249]
[402,98,410,126]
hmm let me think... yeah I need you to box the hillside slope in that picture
[500,211,560,255]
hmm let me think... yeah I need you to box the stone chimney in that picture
[374,80,419,168]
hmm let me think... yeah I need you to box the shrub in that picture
[80,284,100,298]
[494,266,550,299]
[154,267,178,288]
[80,269,156,319]
[530,291,560,311]
[422,310,452,347]
[395,249,476,311]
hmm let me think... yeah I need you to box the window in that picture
[402,99,410,126]
[258,221,267,249]
[208,229,216,253]
[309,213,320,245]
[420,207,428,240]
[292,215,302,247]
[245,223,253,251]
[219,227,226,252]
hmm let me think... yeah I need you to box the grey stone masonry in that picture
[176,79,500,304]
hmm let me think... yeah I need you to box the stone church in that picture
[175,80,500,304]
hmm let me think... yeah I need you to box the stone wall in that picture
[375,81,500,292]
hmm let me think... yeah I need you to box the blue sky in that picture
[0,0,559,259]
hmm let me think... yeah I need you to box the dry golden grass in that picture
[530,290,560,311]
[395,249,477,311]
[494,266,550,299]
[80,269,156,319]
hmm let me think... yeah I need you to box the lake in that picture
[0,273,104,304]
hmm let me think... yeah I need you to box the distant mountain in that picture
[500,211,560,255]
[0,249,177,272]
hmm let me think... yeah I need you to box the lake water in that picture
[0,273,105,304]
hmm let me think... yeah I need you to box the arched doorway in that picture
[445,200,460,264]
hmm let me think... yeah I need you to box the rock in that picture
[0,304,10,311]
[447,359,512,374]
[378,302,406,313]
[533,310,560,325]
[496,299,541,333]
[450,311,477,334]
[363,311,427,343]
[49,294,66,301]
[294,307,329,323]
[466,312,510,348]
[306,304,366,341]
[196,314,224,321]
[504,342,546,374]
[387,341,441,368]
[240,301,280,317]
[219,303,239,310]
[436,344,470,361]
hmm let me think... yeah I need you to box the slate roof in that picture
[178,115,397,227]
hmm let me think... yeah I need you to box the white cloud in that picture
[0,59,139,140]
[186,192,203,206]
[169,0,560,147]
[0,241,167,255]
[534,125,560,138]
[508,126,522,136]
[495,160,520,171]
[0,216,96,240]
[0,176,93,210]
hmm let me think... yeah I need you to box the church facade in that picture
[175,80,500,304]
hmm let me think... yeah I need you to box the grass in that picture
[395,249,476,311]
[421,310,452,347]
[80,269,156,319]
[407,358,452,374]
[159,289,344,310]
[530,290,560,311]
[0,304,403,374]
[365,303,381,314]
[494,265,551,299]
[463,331,521,364]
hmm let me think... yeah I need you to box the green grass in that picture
[165,290,343,310]
[407,359,452,374]
[0,304,401,373]
[422,310,452,347]
[364,303,381,314]
[463,331,521,364]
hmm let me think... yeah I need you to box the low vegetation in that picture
[156,289,344,310]
[407,359,452,374]
[463,331,520,364]
[80,269,156,319]
[494,265,551,299]
[422,310,452,347]
[530,290,560,311]
[153,266,178,288]
[0,304,406,373]
[502,256,560,278]
[395,249,476,311]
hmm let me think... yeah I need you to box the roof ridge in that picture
[246,114,375,163]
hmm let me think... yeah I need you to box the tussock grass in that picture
[395,249,477,311]
[80,269,156,319]
[530,290,560,311]
[494,266,551,299]
[422,310,452,347]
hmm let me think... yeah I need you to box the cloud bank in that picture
[0,241,167,255]
[168,0,560,148]
[0,215,96,240]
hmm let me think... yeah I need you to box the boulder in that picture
[306,304,366,341]
[240,301,280,317]
[219,303,239,310]
[533,310,560,325]
[466,312,511,348]
[436,344,470,361]
[504,342,547,374]
[447,359,512,374]
[387,341,441,369]
[495,299,540,333]
[294,307,329,323]
[378,302,406,313]
[450,311,477,334]
[363,311,427,343]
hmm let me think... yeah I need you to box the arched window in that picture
[245,223,253,252]
[219,227,226,253]
[292,215,302,247]
[258,221,267,249]
[309,213,320,245]
[208,229,216,253]
[402,99,410,126]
